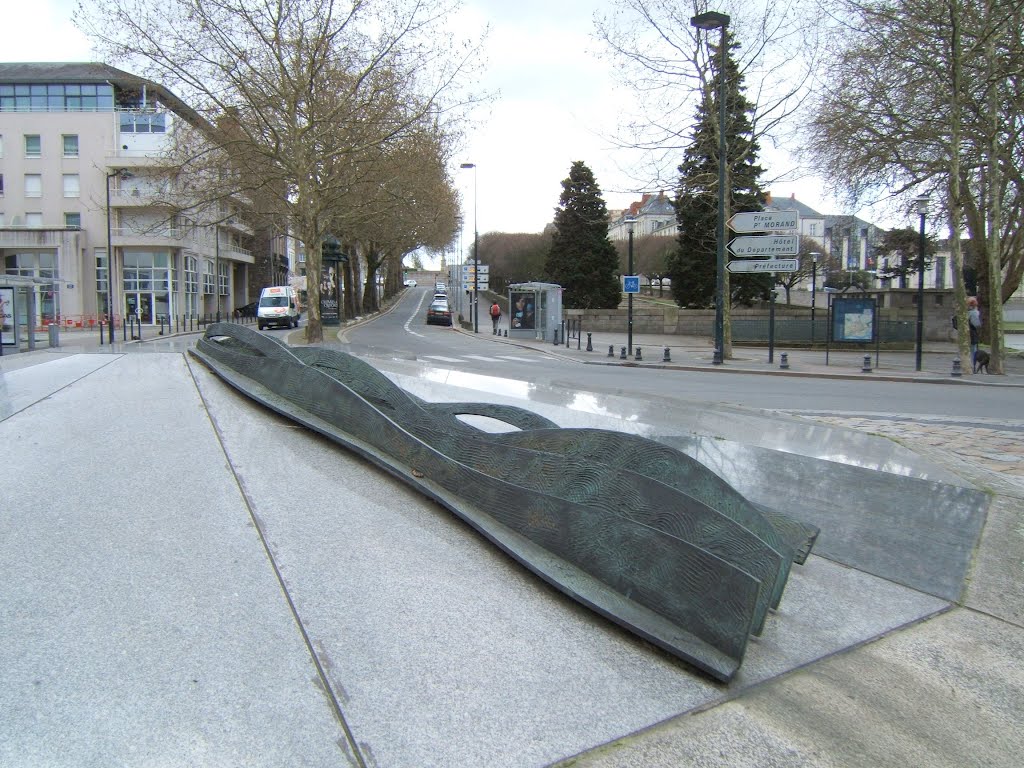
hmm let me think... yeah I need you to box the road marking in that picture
[421,355,464,362]
[403,289,430,338]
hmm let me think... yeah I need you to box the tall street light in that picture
[691,10,730,365]
[625,214,637,356]
[914,194,930,371]
[810,251,821,346]
[460,162,479,333]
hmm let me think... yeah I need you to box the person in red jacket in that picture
[489,301,501,333]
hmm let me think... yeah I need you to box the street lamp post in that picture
[810,251,821,346]
[460,162,479,333]
[691,10,730,365]
[625,214,637,356]
[914,194,930,371]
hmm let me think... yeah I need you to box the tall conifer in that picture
[545,161,622,309]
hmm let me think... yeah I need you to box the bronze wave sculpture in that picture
[191,323,817,682]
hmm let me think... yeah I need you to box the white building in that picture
[0,62,286,334]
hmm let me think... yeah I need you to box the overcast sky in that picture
[5,0,867,263]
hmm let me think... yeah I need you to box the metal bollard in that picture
[779,352,789,369]
[620,346,627,360]
[951,358,963,377]
[663,346,671,362]
[635,347,642,361]
[586,332,593,352]
[608,345,615,358]
[862,354,872,373]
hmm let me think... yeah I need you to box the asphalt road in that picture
[343,287,1023,422]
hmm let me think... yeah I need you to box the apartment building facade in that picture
[0,62,286,337]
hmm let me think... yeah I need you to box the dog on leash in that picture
[973,349,990,374]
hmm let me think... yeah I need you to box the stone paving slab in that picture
[564,608,1024,768]
[0,354,347,767]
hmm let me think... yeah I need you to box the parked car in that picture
[426,299,453,326]
[234,301,258,318]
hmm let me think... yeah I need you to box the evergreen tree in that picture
[670,32,769,309]
[545,161,622,309]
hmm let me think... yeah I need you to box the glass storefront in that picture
[122,250,172,323]
[4,250,59,326]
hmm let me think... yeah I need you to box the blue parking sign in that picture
[623,276,640,294]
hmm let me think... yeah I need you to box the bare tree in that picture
[593,0,823,194]
[77,0,484,342]
[805,0,1024,373]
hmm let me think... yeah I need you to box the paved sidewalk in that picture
[2,319,1022,767]
[467,324,1024,385]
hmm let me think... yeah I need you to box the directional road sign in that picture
[728,234,799,257]
[623,276,640,294]
[727,210,799,233]
[726,258,800,273]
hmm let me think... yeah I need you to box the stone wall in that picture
[565,303,955,341]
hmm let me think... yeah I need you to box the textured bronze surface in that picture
[190,323,816,682]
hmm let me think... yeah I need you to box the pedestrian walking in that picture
[490,301,502,334]
[968,296,982,366]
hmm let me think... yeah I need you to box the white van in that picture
[257,286,300,330]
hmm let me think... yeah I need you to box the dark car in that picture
[426,299,452,326]
[234,301,258,318]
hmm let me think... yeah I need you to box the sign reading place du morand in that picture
[726,210,800,273]
[727,210,799,233]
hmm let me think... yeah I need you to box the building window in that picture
[63,134,79,157]
[62,174,80,198]
[24,134,41,157]
[0,133,4,157]
[24,174,42,197]
[96,249,110,315]
[185,255,198,294]
[0,173,4,196]
[122,250,170,291]
[184,255,199,316]
[0,83,114,112]
[64,212,81,228]
[119,112,167,134]
[202,260,215,294]
[218,260,230,296]
[26,212,43,227]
